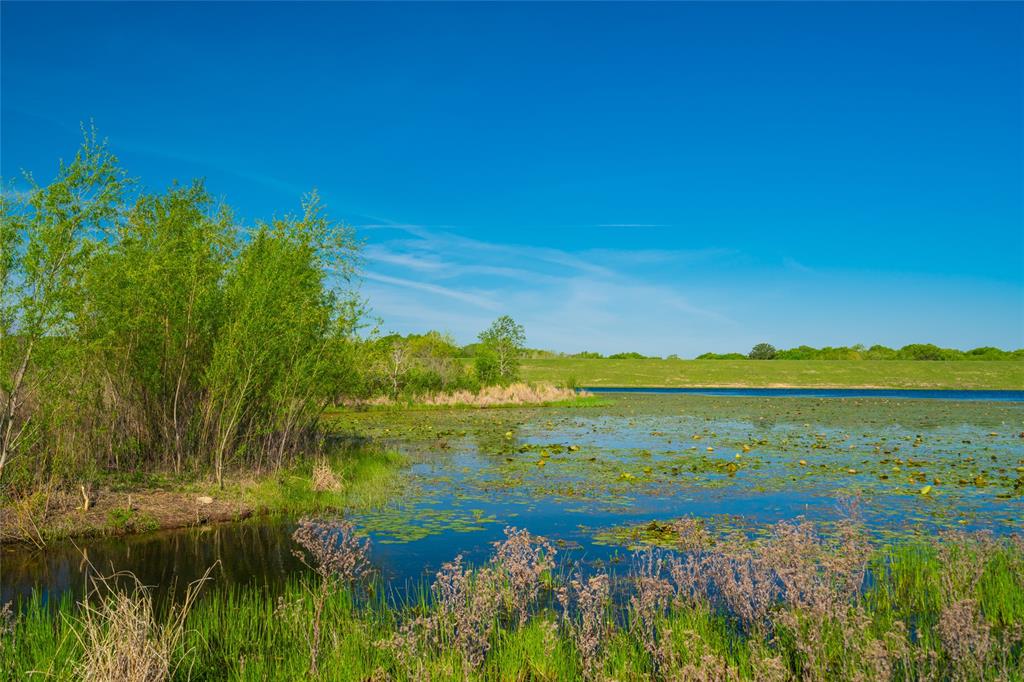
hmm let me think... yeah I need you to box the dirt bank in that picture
[0,488,253,546]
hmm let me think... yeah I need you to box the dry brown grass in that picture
[70,563,213,681]
[310,459,342,492]
[358,382,587,408]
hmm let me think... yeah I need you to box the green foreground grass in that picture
[6,532,1023,681]
[519,358,1024,390]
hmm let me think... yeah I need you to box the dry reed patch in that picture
[354,382,588,408]
[311,460,343,492]
[423,382,584,407]
[71,565,213,682]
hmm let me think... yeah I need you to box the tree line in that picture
[0,132,526,492]
[359,316,525,400]
[526,344,1024,361]
[698,343,1024,361]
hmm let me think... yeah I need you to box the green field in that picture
[518,358,1024,390]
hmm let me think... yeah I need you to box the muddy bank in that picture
[0,488,253,546]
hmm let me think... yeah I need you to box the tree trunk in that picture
[0,338,34,482]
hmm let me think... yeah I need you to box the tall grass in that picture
[4,521,1022,681]
[354,382,589,408]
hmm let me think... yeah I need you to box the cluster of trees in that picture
[561,344,1023,362]
[1,132,365,490]
[696,344,1024,361]
[0,132,527,491]
[360,316,526,399]
[568,351,661,360]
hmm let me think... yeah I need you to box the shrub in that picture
[897,343,950,361]
[748,343,777,360]
[474,351,502,386]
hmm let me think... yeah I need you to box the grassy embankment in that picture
[518,358,1024,390]
[0,447,407,546]
[6,522,1023,681]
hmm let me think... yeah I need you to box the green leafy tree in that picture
[1,132,363,491]
[202,192,358,486]
[473,351,501,386]
[0,127,127,482]
[897,343,948,361]
[80,181,232,473]
[476,315,525,384]
[864,345,897,360]
[748,343,778,360]
[406,331,466,393]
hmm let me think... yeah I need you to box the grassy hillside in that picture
[517,358,1024,390]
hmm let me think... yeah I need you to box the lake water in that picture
[586,387,1024,401]
[4,393,1023,606]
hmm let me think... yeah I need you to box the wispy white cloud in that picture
[362,271,499,310]
[357,223,430,230]
[783,257,815,274]
[363,244,446,272]
[595,223,670,228]
[357,223,737,354]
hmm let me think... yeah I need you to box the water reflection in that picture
[1,521,305,605]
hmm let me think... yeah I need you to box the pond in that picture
[4,394,1023,606]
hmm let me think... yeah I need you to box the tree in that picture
[1,127,127,482]
[405,331,465,392]
[748,343,777,360]
[1,131,363,490]
[473,352,501,386]
[476,315,525,384]
[375,335,410,399]
[897,343,948,361]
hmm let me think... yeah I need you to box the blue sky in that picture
[3,2,1022,355]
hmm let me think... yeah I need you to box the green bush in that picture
[748,343,777,360]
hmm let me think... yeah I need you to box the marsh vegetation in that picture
[5,517,1023,680]
[3,136,1023,681]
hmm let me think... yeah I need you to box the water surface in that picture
[5,394,1022,605]
[586,387,1024,401]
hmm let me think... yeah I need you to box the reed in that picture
[355,382,590,409]
[4,521,1022,681]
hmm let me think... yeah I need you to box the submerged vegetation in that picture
[5,517,1023,681]
[331,394,1024,541]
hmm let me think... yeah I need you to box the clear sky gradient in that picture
[3,2,1022,355]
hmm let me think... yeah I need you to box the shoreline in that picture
[518,358,1024,391]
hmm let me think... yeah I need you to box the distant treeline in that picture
[697,344,1024,361]
[478,344,1024,362]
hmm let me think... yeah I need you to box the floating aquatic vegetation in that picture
[326,394,1024,553]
